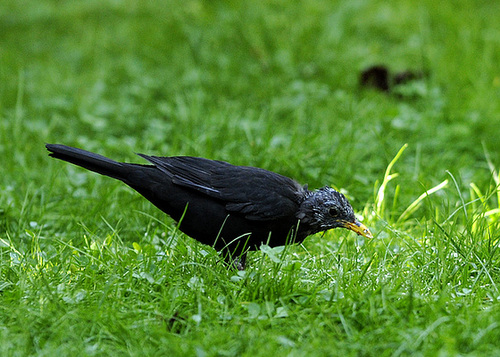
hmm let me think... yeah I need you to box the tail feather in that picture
[46,144,127,180]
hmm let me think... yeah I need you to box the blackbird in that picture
[46,144,372,269]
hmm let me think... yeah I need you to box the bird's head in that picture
[296,187,373,239]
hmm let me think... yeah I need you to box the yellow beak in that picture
[341,220,373,238]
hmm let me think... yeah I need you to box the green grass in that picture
[1,0,500,355]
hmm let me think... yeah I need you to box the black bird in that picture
[46,144,372,269]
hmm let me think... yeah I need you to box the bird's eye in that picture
[328,207,339,217]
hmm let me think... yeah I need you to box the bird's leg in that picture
[222,250,247,271]
[232,253,247,271]
[218,233,251,270]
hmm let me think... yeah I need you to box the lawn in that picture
[1,0,500,355]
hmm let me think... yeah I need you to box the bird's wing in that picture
[137,155,304,221]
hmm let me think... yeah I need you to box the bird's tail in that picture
[46,144,128,181]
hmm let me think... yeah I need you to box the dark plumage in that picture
[46,144,372,269]
[360,64,427,94]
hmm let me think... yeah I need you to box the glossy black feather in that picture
[46,144,368,269]
[138,154,304,221]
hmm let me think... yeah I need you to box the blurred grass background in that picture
[1,0,500,355]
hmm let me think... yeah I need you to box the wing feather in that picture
[137,154,305,220]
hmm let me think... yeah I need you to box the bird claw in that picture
[231,256,247,271]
